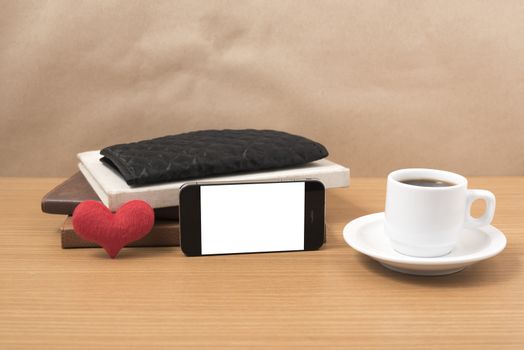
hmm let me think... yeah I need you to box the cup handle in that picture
[464,189,496,228]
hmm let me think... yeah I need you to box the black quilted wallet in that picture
[100,129,328,186]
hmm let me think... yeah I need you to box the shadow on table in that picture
[89,246,178,259]
[355,253,520,288]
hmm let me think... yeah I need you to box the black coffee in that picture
[400,178,455,187]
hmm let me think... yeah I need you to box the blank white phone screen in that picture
[200,182,305,255]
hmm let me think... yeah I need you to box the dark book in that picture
[60,216,179,248]
[41,172,179,220]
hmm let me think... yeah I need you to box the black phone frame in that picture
[179,180,325,256]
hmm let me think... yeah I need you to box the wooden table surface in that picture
[0,177,523,349]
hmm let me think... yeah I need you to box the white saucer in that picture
[343,213,507,276]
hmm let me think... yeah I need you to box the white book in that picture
[78,151,350,210]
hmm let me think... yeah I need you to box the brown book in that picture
[60,216,180,248]
[42,172,178,220]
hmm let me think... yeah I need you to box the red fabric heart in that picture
[72,200,155,258]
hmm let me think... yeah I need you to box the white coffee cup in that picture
[385,168,496,257]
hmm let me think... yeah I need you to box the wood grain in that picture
[0,177,523,349]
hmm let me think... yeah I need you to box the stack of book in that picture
[42,151,350,249]
[41,172,180,248]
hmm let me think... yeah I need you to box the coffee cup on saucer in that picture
[385,168,496,258]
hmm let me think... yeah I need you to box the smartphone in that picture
[179,180,325,256]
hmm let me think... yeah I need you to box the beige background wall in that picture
[1,0,523,177]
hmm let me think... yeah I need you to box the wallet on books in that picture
[100,129,328,186]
